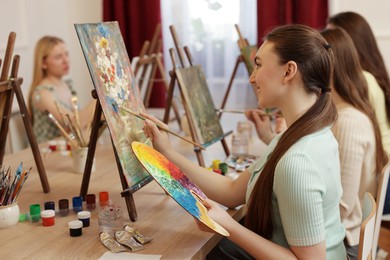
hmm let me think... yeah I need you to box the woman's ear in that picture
[282,61,298,84]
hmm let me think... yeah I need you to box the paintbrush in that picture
[70,95,86,146]
[45,110,78,147]
[215,109,246,114]
[216,109,282,118]
[119,106,205,150]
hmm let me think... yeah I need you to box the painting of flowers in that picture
[75,22,152,190]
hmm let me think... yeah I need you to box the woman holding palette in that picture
[143,24,346,259]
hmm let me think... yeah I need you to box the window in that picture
[161,0,258,110]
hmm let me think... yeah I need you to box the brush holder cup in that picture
[72,147,95,174]
[0,203,20,229]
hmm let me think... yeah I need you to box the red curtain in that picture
[257,0,328,44]
[103,0,166,107]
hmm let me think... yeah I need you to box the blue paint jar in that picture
[44,201,55,211]
[72,196,83,213]
[77,211,91,227]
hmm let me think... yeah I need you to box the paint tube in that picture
[124,225,152,245]
[100,232,126,253]
[114,230,143,251]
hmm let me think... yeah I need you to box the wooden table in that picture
[0,137,248,259]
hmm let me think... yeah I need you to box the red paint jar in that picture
[99,191,109,207]
[41,210,55,226]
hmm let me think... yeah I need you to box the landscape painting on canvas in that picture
[75,22,152,190]
[241,45,258,74]
[175,65,224,145]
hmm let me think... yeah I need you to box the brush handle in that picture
[119,107,205,150]
[47,112,78,147]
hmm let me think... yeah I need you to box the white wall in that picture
[329,0,390,73]
[0,0,102,151]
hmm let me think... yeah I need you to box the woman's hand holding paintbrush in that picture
[118,107,205,150]
[245,109,286,145]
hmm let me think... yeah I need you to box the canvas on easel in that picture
[75,22,153,220]
[0,32,49,193]
[219,24,257,114]
[164,25,232,166]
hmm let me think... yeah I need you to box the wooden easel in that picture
[0,32,50,193]
[163,25,231,167]
[220,24,257,116]
[132,24,181,128]
[79,90,152,222]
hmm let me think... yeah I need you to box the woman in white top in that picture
[321,27,388,260]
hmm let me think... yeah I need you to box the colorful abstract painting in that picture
[175,65,224,145]
[131,141,229,236]
[241,45,258,75]
[75,22,152,190]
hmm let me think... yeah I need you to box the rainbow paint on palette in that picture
[131,142,229,236]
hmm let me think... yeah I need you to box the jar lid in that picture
[29,204,41,215]
[68,220,83,229]
[58,199,69,209]
[77,211,91,219]
[86,194,96,204]
[41,209,55,218]
[72,196,83,207]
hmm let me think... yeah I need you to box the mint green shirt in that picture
[247,127,346,259]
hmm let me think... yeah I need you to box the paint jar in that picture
[58,199,69,217]
[44,201,55,211]
[231,134,249,156]
[72,147,95,174]
[98,203,123,236]
[99,191,109,207]
[41,210,55,227]
[237,121,252,140]
[213,168,222,175]
[29,204,41,223]
[18,213,27,222]
[57,139,67,151]
[218,162,228,175]
[212,159,220,170]
[48,140,57,151]
[0,203,20,228]
[86,194,96,210]
[72,196,83,213]
[68,220,83,237]
[77,211,91,227]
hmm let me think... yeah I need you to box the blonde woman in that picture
[28,36,95,143]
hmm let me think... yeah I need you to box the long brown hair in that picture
[245,24,337,238]
[321,28,388,173]
[28,36,64,124]
[328,12,390,121]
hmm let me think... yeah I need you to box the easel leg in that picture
[79,94,102,199]
[144,63,158,108]
[0,89,14,166]
[112,144,137,222]
[221,138,230,157]
[194,148,205,167]
[155,56,182,128]
[163,71,176,124]
[10,54,50,193]
[219,55,244,118]
[13,78,50,193]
